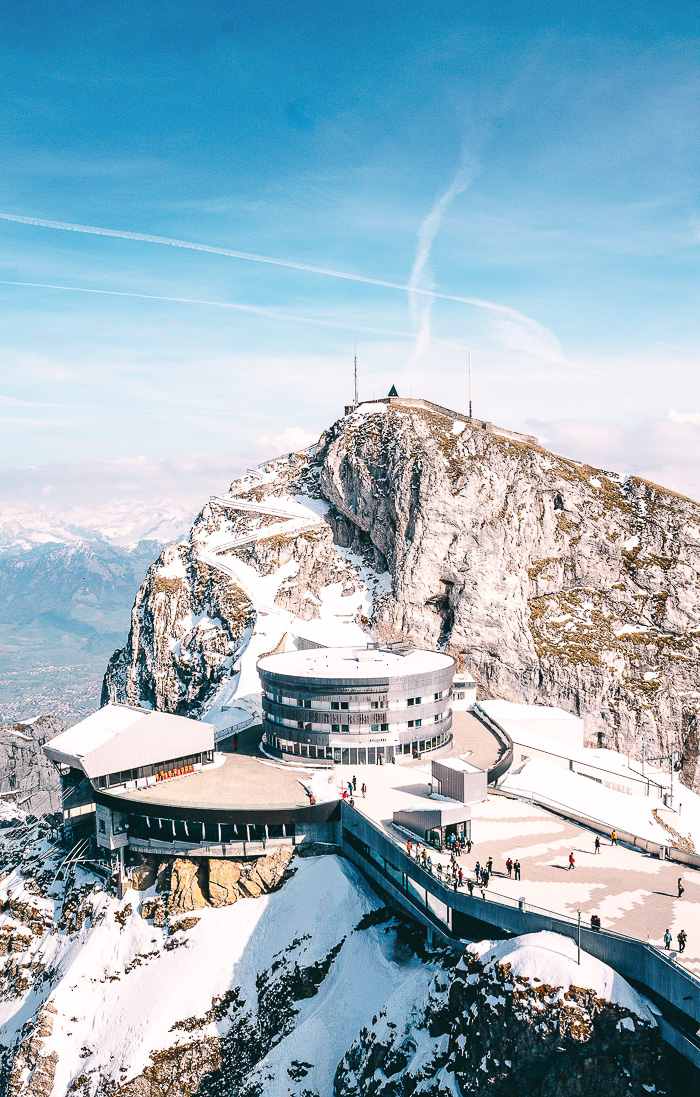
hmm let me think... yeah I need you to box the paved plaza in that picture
[339,763,700,977]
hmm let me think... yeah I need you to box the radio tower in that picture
[468,349,472,419]
[353,342,359,408]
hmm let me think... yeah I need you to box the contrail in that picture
[0,211,543,322]
[1,210,577,367]
[0,280,415,338]
[406,163,477,369]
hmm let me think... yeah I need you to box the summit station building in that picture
[258,645,455,766]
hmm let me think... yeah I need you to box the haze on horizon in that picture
[1,0,699,513]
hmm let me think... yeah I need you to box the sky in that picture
[1,0,699,513]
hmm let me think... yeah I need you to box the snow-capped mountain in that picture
[0,502,195,723]
[0,828,672,1097]
[104,399,700,794]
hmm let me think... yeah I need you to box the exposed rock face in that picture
[0,716,63,818]
[102,543,256,715]
[334,939,672,1097]
[134,850,295,915]
[103,403,700,790]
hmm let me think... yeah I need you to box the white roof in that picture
[45,703,148,758]
[44,703,214,780]
[437,756,481,773]
[480,700,581,723]
[258,646,454,681]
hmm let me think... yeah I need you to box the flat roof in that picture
[107,751,317,812]
[479,700,582,723]
[258,646,454,681]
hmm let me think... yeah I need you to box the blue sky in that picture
[1,1,699,508]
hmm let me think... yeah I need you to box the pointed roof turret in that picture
[388,384,399,397]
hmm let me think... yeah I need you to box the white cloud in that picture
[255,427,319,456]
[668,409,700,426]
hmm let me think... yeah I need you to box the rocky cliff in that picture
[103,400,700,790]
[0,717,63,819]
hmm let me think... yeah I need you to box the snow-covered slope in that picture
[0,820,672,1097]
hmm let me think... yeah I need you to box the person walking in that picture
[232,734,238,753]
[594,836,601,854]
[466,837,472,854]
[407,840,412,858]
[475,860,481,881]
[664,928,672,950]
[678,930,687,953]
[352,775,357,791]
[568,852,575,871]
[361,782,367,798]
[486,856,493,875]
[514,860,521,881]
[506,857,513,878]
[611,829,618,846]
[458,867,464,887]
[483,869,490,888]
[678,877,685,899]
[467,878,474,897]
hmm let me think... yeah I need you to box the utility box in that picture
[431,758,487,804]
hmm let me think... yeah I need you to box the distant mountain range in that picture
[0,502,194,723]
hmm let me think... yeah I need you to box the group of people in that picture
[341,775,367,803]
[445,831,472,855]
[664,928,687,953]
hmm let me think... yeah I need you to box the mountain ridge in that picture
[103,401,700,792]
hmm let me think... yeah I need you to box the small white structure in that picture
[451,672,476,710]
[479,700,584,753]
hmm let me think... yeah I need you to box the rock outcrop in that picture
[334,933,672,1097]
[103,402,700,791]
[132,850,295,914]
[0,716,64,818]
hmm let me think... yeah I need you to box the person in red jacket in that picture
[568,852,575,871]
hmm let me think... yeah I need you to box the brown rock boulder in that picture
[168,859,207,914]
[207,860,242,907]
[130,859,157,891]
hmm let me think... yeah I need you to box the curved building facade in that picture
[258,645,455,765]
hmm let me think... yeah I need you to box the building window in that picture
[340,701,349,710]
[297,721,304,728]
[415,718,422,728]
[331,723,340,734]
[434,691,443,701]
[341,724,349,733]
[331,701,340,710]
[434,713,442,722]
[408,720,414,728]
[99,819,106,833]
[407,697,414,707]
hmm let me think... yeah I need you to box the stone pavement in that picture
[435,795,699,977]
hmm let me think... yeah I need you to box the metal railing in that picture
[494,785,700,870]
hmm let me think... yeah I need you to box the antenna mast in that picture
[353,342,359,408]
[468,349,472,419]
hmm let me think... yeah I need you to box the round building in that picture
[258,645,455,766]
